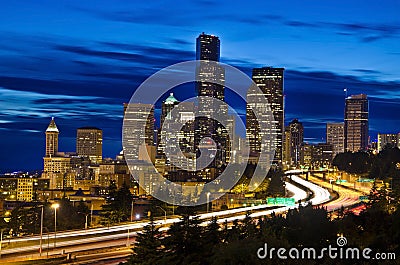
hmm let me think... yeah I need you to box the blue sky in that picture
[0,0,399,172]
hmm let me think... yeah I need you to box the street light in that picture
[39,205,44,256]
[0,228,4,259]
[156,206,167,224]
[127,201,134,247]
[51,203,59,248]
[78,212,89,231]
[207,192,211,213]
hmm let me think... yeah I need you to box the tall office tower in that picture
[158,93,180,156]
[288,119,304,165]
[45,117,59,157]
[161,93,180,126]
[247,67,284,165]
[344,94,369,152]
[377,133,398,151]
[123,103,155,160]
[195,33,227,179]
[326,122,345,158]
[76,127,103,163]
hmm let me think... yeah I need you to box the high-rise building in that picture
[344,94,369,152]
[76,127,103,163]
[377,133,398,151]
[161,93,180,126]
[45,117,59,157]
[247,67,284,165]
[326,122,345,157]
[288,119,304,165]
[123,103,155,160]
[195,33,227,179]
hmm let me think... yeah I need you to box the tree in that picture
[101,182,133,225]
[161,214,204,264]
[125,215,163,265]
[332,151,372,174]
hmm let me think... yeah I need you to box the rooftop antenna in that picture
[344,88,348,98]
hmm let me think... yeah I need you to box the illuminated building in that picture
[123,103,155,160]
[17,178,34,202]
[76,127,103,163]
[344,94,369,152]
[326,122,345,157]
[247,67,284,165]
[377,133,398,151]
[45,117,59,156]
[287,119,304,165]
[195,33,228,179]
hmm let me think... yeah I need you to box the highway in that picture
[0,173,331,263]
[307,174,363,212]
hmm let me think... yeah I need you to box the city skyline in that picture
[1,1,400,172]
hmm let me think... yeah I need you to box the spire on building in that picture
[46,117,59,133]
[164,93,179,104]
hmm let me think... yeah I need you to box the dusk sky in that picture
[1,0,399,172]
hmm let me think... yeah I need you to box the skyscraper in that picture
[344,94,369,152]
[288,119,304,165]
[158,93,183,159]
[195,33,227,178]
[123,103,155,160]
[247,67,284,165]
[43,117,72,189]
[45,117,59,157]
[76,127,103,163]
[326,122,345,157]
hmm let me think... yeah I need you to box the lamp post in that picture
[39,205,44,256]
[127,201,134,247]
[90,203,93,227]
[156,206,167,224]
[0,228,4,259]
[78,212,89,231]
[206,192,211,213]
[51,203,59,248]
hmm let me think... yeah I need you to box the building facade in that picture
[247,67,284,165]
[377,133,399,151]
[76,127,103,163]
[344,94,369,152]
[326,122,345,158]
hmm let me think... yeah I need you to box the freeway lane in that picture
[307,175,363,212]
[0,175,327,262]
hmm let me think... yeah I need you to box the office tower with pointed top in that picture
[344,94,369,152]
[247,67,284,166]
[45,117,59,157]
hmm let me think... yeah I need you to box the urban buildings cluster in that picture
[0,33,399,209]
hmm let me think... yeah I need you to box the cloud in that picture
[281,19,400,42]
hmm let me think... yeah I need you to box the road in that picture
[307,174,363,211]
[0,174,330,263]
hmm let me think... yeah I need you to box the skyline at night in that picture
[1,0,400,172]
